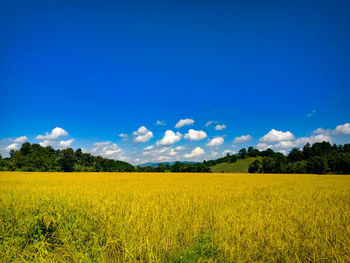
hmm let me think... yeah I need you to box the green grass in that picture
[210,157,262,173]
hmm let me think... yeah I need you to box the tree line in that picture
[247,142,350,174]
[0,141,349,174]
[0,142,134,172]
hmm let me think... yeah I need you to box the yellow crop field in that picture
[0,172,349,262]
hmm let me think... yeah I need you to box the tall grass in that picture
[0,172,349,262]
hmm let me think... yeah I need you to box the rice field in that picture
[0,172,349,262]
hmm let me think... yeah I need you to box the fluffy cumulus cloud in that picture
[36,127,68,140]
[334,123,350,134]
[13,136,28,143]
[90,141,125,160]
[184,147,205,158]
[295,134,332,147]
[205,121,219,127]
[206,137,224,147]
[256,143,274,151]
[157,130,182,145]
[233,134,252,143]
[6,143,19,151]
[175,118,194,128]
[141,146,180,163]
[155,120,166,126]
[132,126,153,143]
[274,141,295,149]
[260,129,294,143]
[184,129,207,141]
[36,127,73,148]
[215,124,226,131]
[59,139,74,148]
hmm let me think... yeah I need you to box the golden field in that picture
[0,172,349,262]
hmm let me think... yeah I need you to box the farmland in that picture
[0,172,349,262]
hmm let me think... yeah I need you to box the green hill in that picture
[210,157,262,173]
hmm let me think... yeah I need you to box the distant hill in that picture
[138,161,197,167]
[210,157,262,173]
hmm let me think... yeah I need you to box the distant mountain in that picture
[138,161,197,167]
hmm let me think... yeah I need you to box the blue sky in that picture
[1,0,349,164]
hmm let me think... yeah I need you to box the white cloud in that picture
[205,121,219,127]
[13,136,28,143]
[39,140,50,147]
[206,137,224,147]
[36,127,68,140]
[222,149,235,156]
[295,134,332,147]
[307,110,316,117]
[215,124,226,131]
[6,143,18,151]
[155,120,166,126]
[157,130,182,145]
[334,123,350,134]
[184,147,205,158]
[256,143,274,151]
[144,145,154,151]
[184,129,207,141]
[132,126,154,143]
[91,141,124,159]
[119,133,128,141]
[233,134,252,143]
[260,129,295,143]
[274,141,295,149]
[312,128,330,134]
[169,149,178,156]
[175,146,184,151]
[59,139,74,148]
[210,151,218,157]
[175,118,194,128]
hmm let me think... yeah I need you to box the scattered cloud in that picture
[155,120,166,126]
[175,146,184,151]
[6,143,18,151]
[334,123,350,134]
[119,133,128,141]
[260,129,294,143]
[205,121,219,127]
[274,141,295,149]
[184,129,207,141]
[184,147,205,158]
[36,127,68,140]
[13,136,28,143]
[143,145,154,151]
[295,134,332,147]
[307,110,316,117]
[233,134,252,143]
[90,141,125,160]
[59,139,74,148]
[36,127,74,148]
[157,130,182,145]
[206,137,224,147]
[256,143,274,151]
[175,118,194,128]
[215,124,226,131]
[132,126,154,143]
[222,149,235,156]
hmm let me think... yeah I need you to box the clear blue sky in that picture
[1,0,349,164]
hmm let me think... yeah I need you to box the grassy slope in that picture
[210,157,262,173]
